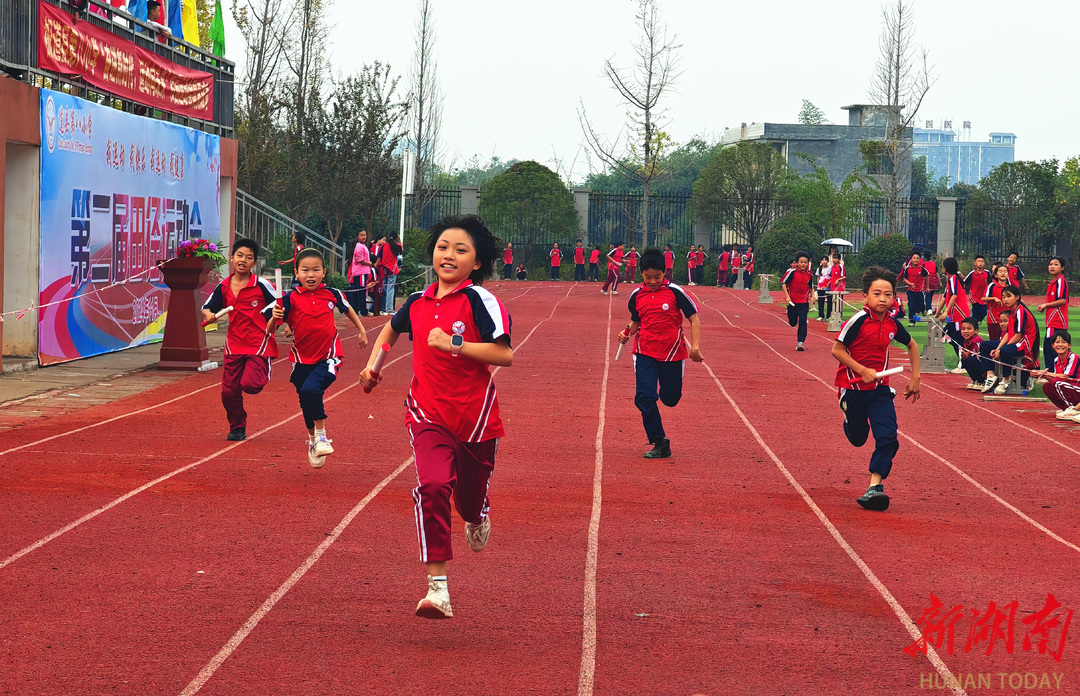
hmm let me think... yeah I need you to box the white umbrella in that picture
[821,238,854,247]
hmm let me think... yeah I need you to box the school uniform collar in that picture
[861,305,891,322]
[295,282,328,294]
[422,279,475,299]
[223,272,259,289]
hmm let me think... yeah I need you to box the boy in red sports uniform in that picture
[958,317,988,390]
[782,251,816,351]
[624,245,639,283]
[717,248,731,287]
[742,246,755,287]
[268,249,368,468]
[964,255,991,327]
[901,252,928,325]
[202,238,279,441]
[1037,257,1069,363]
[574,240,587,281]
[502,242,513,280]
[832,266,922,511]
[361,214,512,620]
[589,246,602,281]
[663,244,675,281]
[616,248,703,459]
[1005,253,1028,292]
[685,247,698,285]
[601,242,624,295]
[549,242,563,281]
[932,257,970,368]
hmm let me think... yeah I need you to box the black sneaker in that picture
[643,437,671,459]
[227,427,247,441]
[856,484,890,511]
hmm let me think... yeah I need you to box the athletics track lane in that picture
[0,285,551,695]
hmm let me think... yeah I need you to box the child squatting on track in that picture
[616,248,703,459]
[266,249,368,468]
[359,214,513,620]
[831,266,922,512]
[201,238,279,441]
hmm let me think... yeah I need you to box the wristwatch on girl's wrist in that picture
[450,334,464,357]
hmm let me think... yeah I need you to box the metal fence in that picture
[380,187,462,237]
[587,190,703,248]
[955,200,1061,263]
[0,0,234,136]
[235,189,348,278]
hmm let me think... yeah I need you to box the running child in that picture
[549,242,562,281]
[663,244,675,282]
[964,255,991,327]
[267,249,369,468]
[1037,257,1069,363]
[831,266,922,511]
[624,245,639,283]
[901,251,928,325]
[574,240,587,281]
[359,214,512,620]
[1033,330,1080,421]
[616,248,703,459]
[601,242,624,295]
[782,252,816,351]
[932,257,970,368]
[988,286,1040,395]
[201,238,279,441]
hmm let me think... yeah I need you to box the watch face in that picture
[451,335,464,347]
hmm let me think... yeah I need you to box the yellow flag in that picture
[181,0,200,47]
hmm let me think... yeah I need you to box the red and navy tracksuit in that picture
[391,280,512,563]
[628,280,698,444]
[1046,353,1080,411]
[1044,275,1069,361]
[202,274,279,431]
[276,284,352,428]
[965,268,991,327]
[834,308,912,480]
[782,267,814,342]
[998,304,1040,379]
[940,274,970,358]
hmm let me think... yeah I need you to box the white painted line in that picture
[177,457,415,696]
[577,292,612,696]
[698,356,966,696]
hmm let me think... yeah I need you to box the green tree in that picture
[754,216,822,275]
[797,99,827,125]
[583,137,719,194]
[783,154,879,240]
[910,156,950,201]
[479,162,579,267]
[966,160,1061,255]
[692,141,793,250]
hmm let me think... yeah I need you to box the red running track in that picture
[1,282,1078,696]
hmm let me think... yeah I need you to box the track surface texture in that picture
[2,282,1078,696]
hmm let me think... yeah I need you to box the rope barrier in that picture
[0,266,159,322]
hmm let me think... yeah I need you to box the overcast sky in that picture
[225,0,1078,183]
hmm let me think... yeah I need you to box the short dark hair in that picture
[961,317,978,330]
[1052,329,1072,345]
[974,254,985,261]
[862,265,898,294]
[426,214,500,285]
[664,244,672,250]
[231,237,259,259]
[943,257,959,275]
[296,248,324,267]
[639,247,665,273]
[294,230,307,245]
[1051,256,1067,268]
[794,251,810,262]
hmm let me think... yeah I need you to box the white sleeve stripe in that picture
[837,310,867,341]
[469,286,507,339]
[668,283,698,311]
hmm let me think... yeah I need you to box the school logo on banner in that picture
[45,95,56,153]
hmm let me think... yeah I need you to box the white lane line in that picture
[177,457,415,696]
[179,283,580,694]
[577,292,612,696]
[695,294,1080,555]
[0,351,412,570]
[697,355,966,696]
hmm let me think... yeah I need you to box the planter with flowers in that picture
[157,239,227,371]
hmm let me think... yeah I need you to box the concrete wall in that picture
[4,144,39,359]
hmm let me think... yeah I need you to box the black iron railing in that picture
[0,0,234,137]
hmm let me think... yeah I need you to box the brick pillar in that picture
[461,186,479,216]
[573,188,590,244]
[935,197,957,257]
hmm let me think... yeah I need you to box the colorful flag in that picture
[181,0,200,47]
[126,0,147,21]
[209,0,225,57]
[166,0,184,41]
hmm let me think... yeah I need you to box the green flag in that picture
[209,0,225,57]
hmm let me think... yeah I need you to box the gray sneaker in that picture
[416,576,453,619]
[856,484,890,511]
[465,516,491,552]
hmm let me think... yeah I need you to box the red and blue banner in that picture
[39,88,221,365]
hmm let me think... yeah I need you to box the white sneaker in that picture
[416,576,453,619]
[465,516,491,552]
[966,382,982,390]
[1056,407,1079,421]
[994,379,1011,395]
[600,290,607,295]
[980,377,998,394]
[307,442,326,469]
[949,367,967,374]
[313,435,334,457]
[1072,411,1080,424]
[612,291,619,295]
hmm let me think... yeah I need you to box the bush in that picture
[858,234,914,274]
[755,216,823,275]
